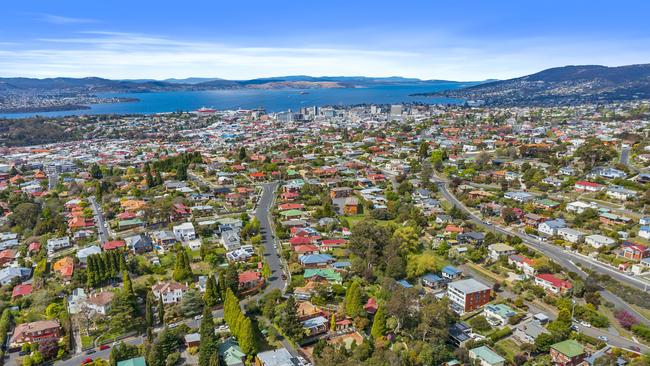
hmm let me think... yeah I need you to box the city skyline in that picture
[1,0,650,80]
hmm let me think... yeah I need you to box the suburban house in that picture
[173,222,196,241]
[447,278,491,314]
[302,315,328,336]
[606,186,638,201]
[221,230,242,251]
[298,253,335,268]
[442,265,463,280]
[9,320,61,354]
[538,219,566,236]
[484,303,517,326]
[619,242,650,262]
[557,227,585,244]
[76,245,102,263]
[47,236,71,255]
[534,274,572,295]
[514,320,550,344]
[585,234,615,249]
[420,273,445,289]
[238,271,264,293]
[152,281,189,304]
[218,337,245,366]
[468,346,505,366]
[508,254,536,278]
[488,243,516,261]
[255,347,299,366]
[85,291,115,315]
[574,181,603,192]
[549,339,586,366]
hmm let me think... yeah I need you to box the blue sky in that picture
[1,0,649,80]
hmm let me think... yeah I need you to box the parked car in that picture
[598,336,608,342]
[99,345,110,351]
[194,315,203,320]
[580,321,592,328]
[82,358,93,365]
[85,349,96,355]
[629,346,641,352]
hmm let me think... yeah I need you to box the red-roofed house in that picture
[320,239,347,249]
[238,271,263,293]
[289,236,314,246]
[620,242,650,262]
[294,244,319,255]
[53,257,74,281]
[364,298,378,315]
[28,242,40,254]
[444,225,464,235]
[103,240,126,251]
[534,274,572,295]
[0,249,17,266]
[12,283,33,299]
[574,181,603,192]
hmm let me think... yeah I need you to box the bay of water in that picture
[0,83,466,119]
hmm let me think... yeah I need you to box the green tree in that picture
[277,296,303,342]
[123,271,134,298]
[238,317,257,355]
[344,281,363,318]
[145,291,154,328]
[370,305,387,339]
[158,294,165,325]
[261,262,271,280]
[198,306,216,366]
[203,274,220,307]
[109,342,140,366]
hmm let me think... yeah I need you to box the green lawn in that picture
[81,335,94,349]
[495,338,521,362]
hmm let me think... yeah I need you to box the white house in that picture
[606,186,638,201]
[538,219,566,236]
[488,243,516,261]
[221,230,241,251]
[76,245,102,264]
[566,201,595,214]
[585,234,615,249]
[152,281,189,304]
[557,227,585,244]
[504,191,533,203]
[173,222,196,242]
[47,237,71,255]
[639,226,650,240]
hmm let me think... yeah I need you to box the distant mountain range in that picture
[419,63,650,106]
[0,75,477,95]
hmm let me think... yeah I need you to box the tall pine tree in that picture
[198,306,216,366]
[370,304,387,339]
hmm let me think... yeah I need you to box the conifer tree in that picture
[238,317,257,355]
[344,281,363,318]
[145,291,154,328]
[198,306,216,366]
[123,271,134,297]
[158,294,165,325]
[370,304,387,339]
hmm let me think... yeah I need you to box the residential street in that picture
[432,178,650,327]
[55,182,291,366]
[89,196,109,244]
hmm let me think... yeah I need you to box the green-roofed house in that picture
[117,357,147,366]
[469,346,505,366]
[219,337,245,366]
[550,339,586,366]
[536,198,561,210]
[286,169,299,177]
[118,218,144,230]
[304,268,342,284]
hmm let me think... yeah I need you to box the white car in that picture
[169,323,179,328]
[598,335,608,342]
[194,315,203,320]
[580,321,592,328]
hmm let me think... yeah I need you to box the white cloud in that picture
[41,14,96,25]
[1,31,649,80]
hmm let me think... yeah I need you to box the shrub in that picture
[489,327,512,342]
